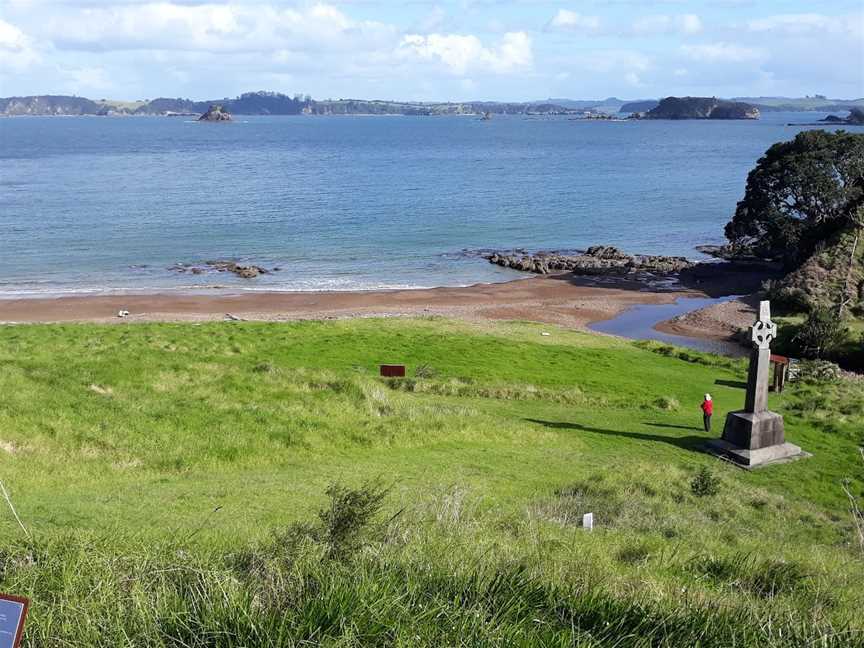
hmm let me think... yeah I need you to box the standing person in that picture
[701,394,713,432]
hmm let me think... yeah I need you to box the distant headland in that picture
[1,91,862,118]
[634,97,760,120]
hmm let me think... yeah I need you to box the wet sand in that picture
[655,295,759,342]
[0,274,693,328]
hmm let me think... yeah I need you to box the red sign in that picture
[0,593,28,648]
[380,364,406,378]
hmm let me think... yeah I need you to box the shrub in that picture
[316,480,391,560]
[792,307,849,359]
[793,359,842,384]
[690,467,720,498]
[653,396,680,411]
[252,361,276,373]
[270,480,391,563]
[763,280,811,314]
[414,363,437,379]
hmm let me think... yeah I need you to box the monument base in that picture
[705,438,808,469]
[721,410,786,449]
[705,410,808,469]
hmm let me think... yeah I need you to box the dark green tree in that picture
[724,130,864,268]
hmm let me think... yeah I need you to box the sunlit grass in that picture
[0,318,862,645]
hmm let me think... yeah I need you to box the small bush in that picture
[414,363,437,379]
[794,359,842,384]
[317,480,391,560]
[270,480,392,563]
[653,396,680,411]
[792,307,849,359]
[763,280,811,314]
[690,467,720,498]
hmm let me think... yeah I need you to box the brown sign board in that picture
[380,365,406,378]
[0,594,28,648]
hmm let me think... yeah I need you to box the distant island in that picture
[636,97,760,120]
[819,108,864,125]
[198,105,232,122]
[2,91,862,118]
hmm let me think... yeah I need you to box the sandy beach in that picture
[0,274,700,329]
[655,295,758,341]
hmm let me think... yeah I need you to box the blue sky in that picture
[1,1,862,101]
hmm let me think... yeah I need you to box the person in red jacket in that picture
[701,394,713,432]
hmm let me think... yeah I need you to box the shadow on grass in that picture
[644,422,702,431]
[526,419,707,452]
[715,379,747,389]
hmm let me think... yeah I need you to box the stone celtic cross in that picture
[750,301,777,350]
[712,297,803,468]
[745,300,776,414]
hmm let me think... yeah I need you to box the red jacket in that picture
[701,400,714,415]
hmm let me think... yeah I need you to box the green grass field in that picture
[0,318,862,646]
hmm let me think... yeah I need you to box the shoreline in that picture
[0,274,700,328]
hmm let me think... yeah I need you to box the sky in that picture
[1,1,862,102]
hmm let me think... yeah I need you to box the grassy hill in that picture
[0,318,862,646]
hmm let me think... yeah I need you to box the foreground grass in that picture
[0,318,862,646]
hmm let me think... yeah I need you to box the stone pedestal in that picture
[723,410,785,449]
[707,410,806,468]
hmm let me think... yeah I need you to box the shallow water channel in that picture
[589,295,747,357]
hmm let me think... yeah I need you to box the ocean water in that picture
[0,111,844,296]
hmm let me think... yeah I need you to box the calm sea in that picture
[0,111,842,296]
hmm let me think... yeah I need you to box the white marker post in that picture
[582,512,593,531]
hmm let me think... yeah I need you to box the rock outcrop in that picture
[170,260,270,278]
[820,108,864,125]
[485,246,694,277]
[198,105,232,121]
[643,97,759,120]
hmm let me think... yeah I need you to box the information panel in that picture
[0,594,28,648]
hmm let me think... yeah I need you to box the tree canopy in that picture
[724,130,864,268]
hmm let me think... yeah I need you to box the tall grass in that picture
[4,482,862,647]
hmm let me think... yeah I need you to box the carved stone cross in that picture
[745,300,776,414]
[750,301,777,350]
[710,299,805,468]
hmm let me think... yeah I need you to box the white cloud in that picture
[624,71,642,87]
[681,42,763,63]
[548,10,601,32]
[44,2,394,54]
[0,18,38,70]
[747,13,862,37]
[61,65,112,92]
[631,14,703,36]
[397,31,532,76]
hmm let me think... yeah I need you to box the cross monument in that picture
[706,300,808,468]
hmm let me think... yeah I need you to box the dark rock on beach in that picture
[485,246,695,277]
[170,260,270,278]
